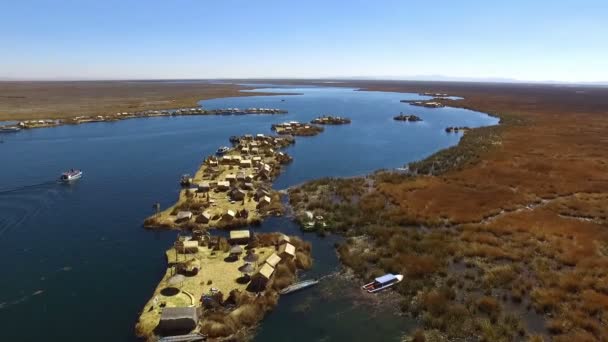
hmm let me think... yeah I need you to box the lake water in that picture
[0,86,497,341]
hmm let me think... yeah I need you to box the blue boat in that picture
[361,273,403,293]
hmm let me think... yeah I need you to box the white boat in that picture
[0,126,21,133]
[60,169,83,182]
[361,274,403,293]
[215,146,230,155]
[279,279,319,295]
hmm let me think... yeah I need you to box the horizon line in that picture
[1,76,607,87]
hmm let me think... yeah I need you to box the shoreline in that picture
[0,81,297,121]
[1,106,288,132]
[281,80,608,340]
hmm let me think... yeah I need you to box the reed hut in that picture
[217,181,230,191]
[158,307,199,335]
[229,230,251,244]
[265,252,282,268]
[230,188,246,201]
[176,211,193,223]
[278,243,296,260]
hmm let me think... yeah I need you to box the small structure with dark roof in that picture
[158,307,199,335]
[265,252,282,268]
[278,243,296,259]
[230,188,246,201]
[176,211,193,223]
[229,230,251,244]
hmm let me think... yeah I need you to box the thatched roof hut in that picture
[265,253,281,268]
[158,307,199,335]
[230,245,244,255]
[229,230,251,244]
[176,211,193,222]
[258,263,275,280]
[238,262,255,274]
[278,243,296,259]
[244,251,259,263]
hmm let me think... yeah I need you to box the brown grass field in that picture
[0,81,289,121]
[286,80,608,341]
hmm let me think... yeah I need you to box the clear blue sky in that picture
[2,0,607,82]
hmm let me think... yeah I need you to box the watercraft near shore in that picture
[0,125,21,133]
[279,279,319,294]
[215,146,231,155]
[361,274,403,293]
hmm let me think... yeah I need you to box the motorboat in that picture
[279,279,319,295]
[361,273,403,293]
[216,146,230,155]
[60,169,83,182]
[0,126,21,133]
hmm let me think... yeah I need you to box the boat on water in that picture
[361,273,403,293]
[279,279,319,295]
[179,174,192,186]
[60,169,83,182]
[216,146,230,155]
[0,126,21,133]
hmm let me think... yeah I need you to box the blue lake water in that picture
[0,86,497,341]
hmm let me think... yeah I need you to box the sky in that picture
[1,0,607,83]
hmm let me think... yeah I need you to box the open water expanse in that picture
[0,85,497,341]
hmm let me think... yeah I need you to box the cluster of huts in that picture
[17,106,287,129]
[310,115,351,125]
[393,113,423,122]
[445,126,470,133]
[271,121,324,136]
[406,100,445,108]
[163,134,296,228]
[149,231,301,338]
[248,233,297,291]
[17,119,60,128]
[421,92,449,97]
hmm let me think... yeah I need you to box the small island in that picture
[393,113,423,122]
[310,115,351,125]
[144,134,295,230]
[271,121,324,136]
[136,231,313,341]
[445,126,470,133]
[401,100,445,108]
[420,92,449,97]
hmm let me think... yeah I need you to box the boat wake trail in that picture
[0,185,62,238]
[0,180,59,195]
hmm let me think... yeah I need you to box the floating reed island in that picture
[445,126,470,133]
[393,113,423,122]
[135,231,313,341]
[400,100,445,108]
[12,106,287,130]
[144,133,296,230]
[420,92,450,97]
[310,115,351,125]
[270,121,324,136]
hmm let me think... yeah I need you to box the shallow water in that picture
[0,86,497,341]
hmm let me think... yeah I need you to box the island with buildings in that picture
[393,113,423,122]
[3,106,287,131]
[144,134,297,230]
[270,121,324,136]
[135,231,313,340]
[310,115,351,125]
